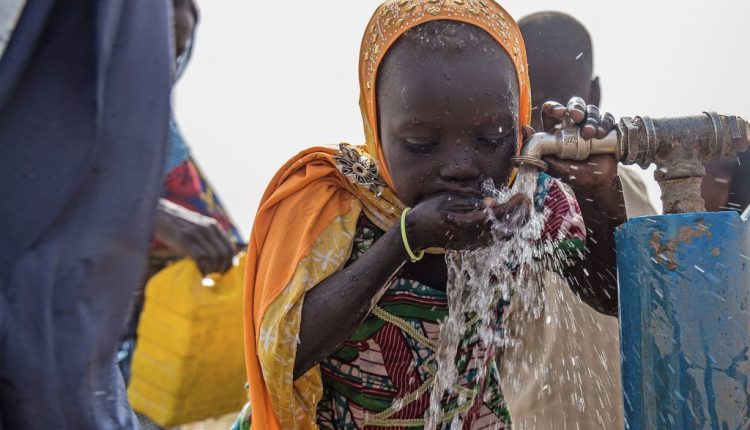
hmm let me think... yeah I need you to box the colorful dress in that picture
[315,215,512,429]
[235,173,585,430]
[158,157,243,248]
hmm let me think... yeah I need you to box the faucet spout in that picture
[511,133,558,171]
[512,127,621,171]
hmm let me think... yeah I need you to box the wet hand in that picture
[405,192,531,252]
[154,199,236,275]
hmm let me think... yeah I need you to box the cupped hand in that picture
[404,192,532,252]
[154,199,236,275]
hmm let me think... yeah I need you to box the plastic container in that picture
[128,255,247,427]
[616,212,750,429]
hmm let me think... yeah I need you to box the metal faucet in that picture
[512,112,750,213]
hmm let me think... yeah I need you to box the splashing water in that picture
[425,166,550,429]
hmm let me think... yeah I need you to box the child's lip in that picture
[434,186,484,197]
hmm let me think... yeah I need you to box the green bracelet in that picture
[400,207,425,263]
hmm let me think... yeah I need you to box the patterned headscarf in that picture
[358,0,531,189]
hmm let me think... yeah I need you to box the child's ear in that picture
[589,76,601,107]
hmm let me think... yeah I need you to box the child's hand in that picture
[404,192,531,252]
[537,97,619,189]
[540,97,615,140]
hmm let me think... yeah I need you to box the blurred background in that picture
[174,0,750,235]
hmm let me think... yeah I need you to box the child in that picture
[238,1,622,428]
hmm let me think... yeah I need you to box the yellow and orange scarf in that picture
[243,1,530,428]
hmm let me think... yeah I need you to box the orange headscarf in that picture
[243,2,530,428]
[359,0,532,189]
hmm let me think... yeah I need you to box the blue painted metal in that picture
[616,211,750,430]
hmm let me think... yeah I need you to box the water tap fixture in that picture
[512,112,750,213]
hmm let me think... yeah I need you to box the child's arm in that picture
[292,222,409,380]
[547,155,626,316]
[539,99,626,317]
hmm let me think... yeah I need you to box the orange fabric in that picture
[243,147,400,429]
[243,148,351,430]
[243,1,531,428]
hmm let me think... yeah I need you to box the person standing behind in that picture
[117,2,242,427]
[703,151,749,213]
[502,11,627,429]
[0,0,172,428]
[153,0,242,279]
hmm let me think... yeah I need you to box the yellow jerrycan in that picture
[128,254,247,427]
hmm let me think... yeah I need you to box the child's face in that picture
[377,38,520,207]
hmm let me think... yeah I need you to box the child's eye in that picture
[404,138,439,153]
[475,123,514,149]
[477,136,509,148]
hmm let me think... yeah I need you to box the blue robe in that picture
[0,0,172,427]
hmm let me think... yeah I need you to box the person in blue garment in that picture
[0,0,172,428]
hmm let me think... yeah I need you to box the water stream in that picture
[424,166,555,429]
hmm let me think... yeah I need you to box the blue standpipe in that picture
[616,211,750,429]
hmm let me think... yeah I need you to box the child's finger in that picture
[443,208,490,224]
[582,105,601,140]
[567,97,586,123]
[492,194,531,225]
[541,101,566,121]
[541,102,566,132]
[597,112,616,139]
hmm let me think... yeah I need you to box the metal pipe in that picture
[512,113,750,213]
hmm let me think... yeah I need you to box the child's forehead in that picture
[381,68,519,127]
[379,39,517,96]
[379,21,515,86]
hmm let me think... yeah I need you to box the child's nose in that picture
[439,156,480,183]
